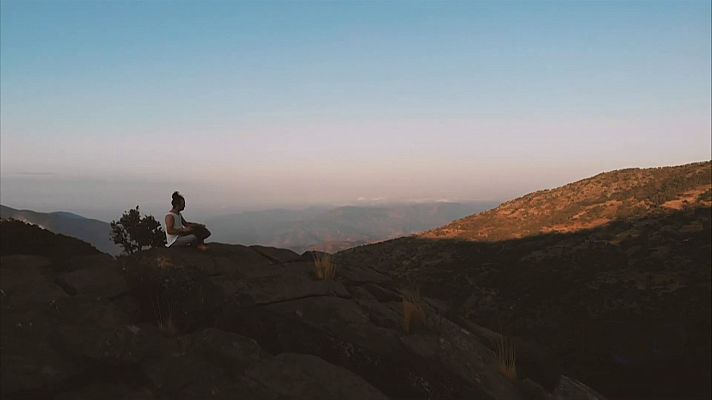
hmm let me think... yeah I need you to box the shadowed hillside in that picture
[0,218,104,262]
[1,205,120,255]
[337,162,712,399]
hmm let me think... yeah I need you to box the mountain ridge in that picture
[421,161,711,242]
[0,205,120,255]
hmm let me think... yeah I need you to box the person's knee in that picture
[195,226,210,240]
[172,234,198,247]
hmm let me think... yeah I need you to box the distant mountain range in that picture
[205,202,498,253]
[337,161,712,398]
[1,201,498,256]
[0,205,121,255]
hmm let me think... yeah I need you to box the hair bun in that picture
[172,191,181,199]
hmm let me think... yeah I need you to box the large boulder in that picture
[61,253,117,273]
[123,251,226,332]
[50,299,160,366]
[54,384,155,400]
[554,375,608,400]
[140,328,265,398]
[219,263,351,306]
[0,255,66,306]
[245,353,390,400]
[0,255,80,396]
[218,295,498,400]
[249,245,303,263]
[56,260,128,298]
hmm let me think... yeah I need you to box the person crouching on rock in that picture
[165,191,211,251]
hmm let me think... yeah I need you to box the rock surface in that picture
[1,221,605,399]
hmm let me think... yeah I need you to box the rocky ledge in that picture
[1,236,604,399]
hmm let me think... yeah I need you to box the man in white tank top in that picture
[164,191,211,251]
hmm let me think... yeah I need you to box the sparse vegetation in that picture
[423,161,712,241]
[496,335,517,382]
[312,252,336,280]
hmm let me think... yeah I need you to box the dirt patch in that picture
[541,218,611,234]
[662,185,710,210]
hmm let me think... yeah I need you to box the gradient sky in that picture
[1,0,710,220]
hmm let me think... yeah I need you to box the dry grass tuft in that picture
[495,335,517,382]
[154,297,178,337]
[158,314,177,337]
[401,286,426,335]
[312,252,336,280]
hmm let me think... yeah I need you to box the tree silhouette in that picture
[110,206,166,254]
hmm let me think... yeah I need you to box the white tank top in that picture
[165,211,184,247]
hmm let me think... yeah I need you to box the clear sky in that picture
[1,0,710,220]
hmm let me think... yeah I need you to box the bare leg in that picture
[193,226,211,251]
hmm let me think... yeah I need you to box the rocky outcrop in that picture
[1,255,77,396]
[1,221,605,399]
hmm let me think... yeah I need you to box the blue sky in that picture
[1,0,710,219]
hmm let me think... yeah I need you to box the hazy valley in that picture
[205,201,497,253]
[1,202,496,256]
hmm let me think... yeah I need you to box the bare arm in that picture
[181,215,204,228]
[165,214,192,236]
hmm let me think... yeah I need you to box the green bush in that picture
[110,206,166,255]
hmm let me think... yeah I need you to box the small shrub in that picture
[312,252,336,280]
[496,335,517,382]
[110,206,166,255]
